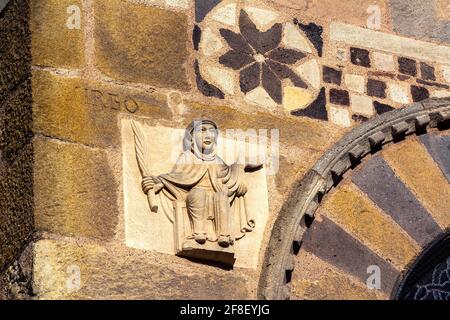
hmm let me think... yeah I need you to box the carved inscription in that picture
[76,86,144,114]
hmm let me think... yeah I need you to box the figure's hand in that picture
[142,176,161,194]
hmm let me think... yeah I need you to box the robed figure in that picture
[135,119,262,264]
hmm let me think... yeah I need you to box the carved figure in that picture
[132,119,263,264]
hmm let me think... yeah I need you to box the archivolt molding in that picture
[258,97,450,300]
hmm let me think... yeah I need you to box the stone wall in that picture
[0,0,33,299]
[5,0,450,299]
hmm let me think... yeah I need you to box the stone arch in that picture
[258,97,450,300]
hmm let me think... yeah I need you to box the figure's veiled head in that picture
[184,119,219,160]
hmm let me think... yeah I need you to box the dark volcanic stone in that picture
[367,79,387,98]
[262,63,282,103]
[350,48,371,67]
[420,62,436,81]
[239,10,282,54]
[291,87,328,121]
[192,25,201,51]
[411,85,429,102]
[294,19,323,57]
[194,60,224,99]
[302,216,400,293]
[420,133,450,182]
[239,62,260,93]
[352,114,369,123]
[329,89,350,106]
[398,57,417,76]
[352,156,442,246]
[195,0,222,23]
[268,48,306,65]
[373,101,395,115]
[323,66,342,85]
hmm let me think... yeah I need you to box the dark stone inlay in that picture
[302,216,400,293]
[398,75,410,81]
[194,60,224,99]
[352,114,369,123]
[219,50,254,70]
[420,62,436,81]
[291,87,327,120]
[323,66,342,85]
[268,47,306,65]
[239,10,282,54]
[367,79,387,99]
[262,63,282,104]
[352,156,442,246]
[411,85,429,102]
[350,47,371,68]
[239,62,260,93]
[294,19,323,57]
[416,79,449,89]
[193,25,201,51]
[329,89,350,106]
[219,28,253,54]
[369,71,396,79]
[267,60,307,89]
[195,0,222,23]
[420,133,450,182]
[398,57,417,76]
[374,101,395,115]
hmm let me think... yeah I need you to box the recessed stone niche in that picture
[121,118,270,269]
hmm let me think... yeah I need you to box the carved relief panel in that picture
[121,118,270,268]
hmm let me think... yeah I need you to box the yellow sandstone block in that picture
[291,250,386,300]
[321,183,420,270]
[383,138,450,229]
[30,0,84,68]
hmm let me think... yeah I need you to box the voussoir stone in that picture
[94,0,190,90]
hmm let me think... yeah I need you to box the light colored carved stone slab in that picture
[121,119,269,269]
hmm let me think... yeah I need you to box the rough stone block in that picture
[32,239,250,299]
[34,136,119,240]
[32,70,170,148]
[30,0,84,68]
[94,0,189,90]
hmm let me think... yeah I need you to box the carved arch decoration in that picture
[258,97,450,300]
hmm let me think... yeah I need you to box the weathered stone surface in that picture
[0,0,31,99]
[0,78,32,165]
[420,132,450,182]
[184,101,344,151]
[34,136,119,240]
[352,156,442,246]
[292,251,386,300]
[32,239,250,299]
[383,138,450,229]
[0,143,34,272]
[321,183,420,269]
[32,70,170,148]
[301,216,400,294]
[94,0,189,90]
[30,0,84,69]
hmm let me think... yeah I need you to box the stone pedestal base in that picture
[178,239,235,266]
